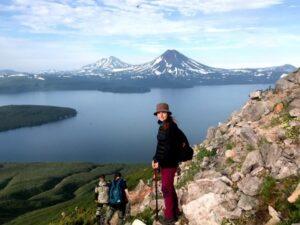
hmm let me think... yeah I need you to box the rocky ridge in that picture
[129,69,300,225]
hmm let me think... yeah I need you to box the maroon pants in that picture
[161,167,179,220]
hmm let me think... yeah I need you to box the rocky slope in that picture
[129,69,300,225]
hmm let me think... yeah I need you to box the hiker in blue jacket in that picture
[105,172,130,225]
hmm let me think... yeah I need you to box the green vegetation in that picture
[127,207,154,225]
[196,146,217,161]
[260,176,277,202]
[49,207,95,225]
[225,142,235,150]
[245,144,255,151]
[125,167,153,190]
[221,176,300,225]
[0,105,77,132]
[264,102,300,143]
[0,163,151,225]
[225,158,235,165]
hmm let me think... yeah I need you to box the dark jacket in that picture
[153,119,186,167]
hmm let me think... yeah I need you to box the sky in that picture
[0,0,299,72]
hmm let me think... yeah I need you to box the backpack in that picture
[109,179,123,205]
[177,128,194,162]
[95,181,109,204]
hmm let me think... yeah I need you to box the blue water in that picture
[0,84,271,162]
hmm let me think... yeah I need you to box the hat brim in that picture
[153,111,172,116]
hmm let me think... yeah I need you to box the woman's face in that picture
[157,112,168,121]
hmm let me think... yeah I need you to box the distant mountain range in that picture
[0,50,297,93]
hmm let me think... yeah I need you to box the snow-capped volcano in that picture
[131,49,215,77]
[79,56,132,75]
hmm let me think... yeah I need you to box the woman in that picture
[152,103,183,224]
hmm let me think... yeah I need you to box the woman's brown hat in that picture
[154,103,172,115]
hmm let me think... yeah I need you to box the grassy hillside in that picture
[0,105,77,132]
[0,163,152,225]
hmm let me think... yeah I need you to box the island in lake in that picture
[0,105,77,132]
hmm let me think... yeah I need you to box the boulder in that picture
[231,172,243,182]
[206,127,216,140]
[264,205,281,225]
[287,183,300,203]
[273,159,298,179]
[266,144,282,169]
[289,98,300,109]
[241,101,270,122]
[249,90,262,100]
[133,219,147,225]
[289,108,300,118]
[182,193,241,225]
[238,126,258,146]
[275,69,300,91]
[241,150,264,174]
[238,193,259,211]
[286,69,300,84]
[225,149,237,159]
[237,175,263,196]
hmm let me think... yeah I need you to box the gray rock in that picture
[238,126,258,146]
[289,120,300,127]
[249,91,262,100]
[273,159,298,179]
[276,78,297,91]
[265,205,281,225]
[237,175,263,196]
[231,172,243,182]
[250,166,265,176]
[219,123,229,134]
[286,69,300,84]
[241,101,270,122]
[241,150,264,174]
[289,98,300,109]
[289,108,300,118]
[259,141,272,163]
[206,127,216,140]
[238,193,259,211]
[266,144,283,169]
[275,70,300,91]
[201,156,210,167]
[230,111,242,126]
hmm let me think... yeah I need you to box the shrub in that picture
[225,142,235,150]
[196,147,217,161]
[260,176,277,202]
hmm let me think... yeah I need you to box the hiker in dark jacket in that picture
[152,103,185,224]
[105,172,130,225]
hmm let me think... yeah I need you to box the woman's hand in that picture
[152,160,159,169]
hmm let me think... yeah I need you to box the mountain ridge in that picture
[0,49,298,93]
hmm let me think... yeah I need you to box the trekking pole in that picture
[154,168,159,221]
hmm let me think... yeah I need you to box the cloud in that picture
[0,0,283,37]
[153,0,283,15]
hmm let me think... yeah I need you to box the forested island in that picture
[0,105,77,132]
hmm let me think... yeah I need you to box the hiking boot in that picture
[159,217,176,225]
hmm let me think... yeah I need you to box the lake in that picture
[0,84,271,163]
